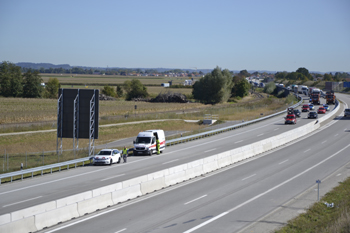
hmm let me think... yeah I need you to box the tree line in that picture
[275,67,349,82]
[0,61,60,98]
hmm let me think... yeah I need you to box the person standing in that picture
[156,139,160,155]
[122,146,128,163]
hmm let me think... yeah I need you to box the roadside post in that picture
[316,179,321,201]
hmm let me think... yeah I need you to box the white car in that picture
[92,149,121,165]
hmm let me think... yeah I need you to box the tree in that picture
[234,78,251,97]
[116,85,123,97]
[192,66,233,104]
[264,82,276,94]
[23,70,43,98]
[124,79,149,100]
[0,61,23,97]
[323,73,333,81]
[102,85,116,97]
[44,78,60,98]
[239,70,250,77]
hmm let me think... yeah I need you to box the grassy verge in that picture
[276,176,350,233]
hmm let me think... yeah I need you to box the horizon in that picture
[1,0,349,73]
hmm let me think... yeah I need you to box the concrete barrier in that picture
[35,204,79,230]
[0,216,37,233]
[0,214,10,225]
[77,193,113,216]
[186,165,204,179]
[112,184,142,204]
[56,191,92,208]
[140,177,166,194]
[122,175,148,188]
[93,183,122,197]
[164,170,187,186]
[11,201,56,221]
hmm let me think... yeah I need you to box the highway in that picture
[1,93,347,232]
[0,95,317,214]
[33,93,350,233]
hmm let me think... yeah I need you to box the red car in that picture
[302,104,310,112]
[318,107,326,114]
[285,114,297,124]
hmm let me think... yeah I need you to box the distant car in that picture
[308,111,318,119]
[344,108,350,117]
[293,109,301,117]
[309,98,312,102]
[302,104,310,112]
[92,149,121,165]
[323,104,330,111]
[285,114,297,124]
[308,104,315,110]
[318,107,326,114]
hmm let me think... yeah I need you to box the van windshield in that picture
[135,137,151,144]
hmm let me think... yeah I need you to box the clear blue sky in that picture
[0,0,349,72]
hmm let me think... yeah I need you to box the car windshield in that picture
[286,115,295,119]
[135,137,151,144]
[97,150,112,156]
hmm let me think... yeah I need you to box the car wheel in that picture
[109,159,112,165]
[117,157,121,163]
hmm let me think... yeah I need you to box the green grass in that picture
[276,177,350,233]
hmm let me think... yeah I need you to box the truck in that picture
[293,85,298,93]
[326,90,336,104]
[133,130,165,156]
[301,86,308,95]
[297,85,303,94]
[311,93,321,105]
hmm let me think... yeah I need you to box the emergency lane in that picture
[0,95,333,215]
[40,93,350,233]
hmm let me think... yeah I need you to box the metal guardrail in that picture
[0,157,90,184]
[0,94,303,184]
[166,94,303,146]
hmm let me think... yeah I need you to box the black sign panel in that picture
[58,89,99,139]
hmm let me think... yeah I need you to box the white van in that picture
[133,130,165,156]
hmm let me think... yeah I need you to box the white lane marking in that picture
[336,173,341,177]
[242,174,256,181]
[345,128,347,131]
[279,160,289,165]
[257,134,264,137]
[115,228,127,233]
[334,134,338,137]
[100,174,125,181]
[321,140,327,144]
[304,149,311,153]
[3,196,42,208]
[204,148,216,153]
[183,143,350,233]
[163,159,179,165]
[184,195,207,205]
[235,140,243,144]
[274,128,279,131]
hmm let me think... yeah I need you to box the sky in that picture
[0,0,349,73]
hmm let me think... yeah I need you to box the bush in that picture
[124,79,149,100]
[102,85,116,97]
[264,82,276,94]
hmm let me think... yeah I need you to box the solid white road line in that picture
[235,140,243,144]
[204,149,216,153]
[242,174,256,181]
[279,160,289,165]
[304,149,311,153]
[183,143,350,233]
[163,159,179,165]
[184,195,207,205]
[100,174,125,181]
[3,196,42,208]
[115,228,127,233]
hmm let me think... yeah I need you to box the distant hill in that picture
[16,62,71,70]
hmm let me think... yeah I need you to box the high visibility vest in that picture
[122,148,128,155]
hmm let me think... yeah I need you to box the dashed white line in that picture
[100,174,125,181]
[184,195,207,205]
[334,134,338,137]
[274,128,279,131]
[279,160,289,165]
[204,148,216,153]
[257,134,264,137]
[3,196,42,207]
[115,228,127,233]
[336,173,341,177]
[321,140,327,144]
[235,140,243,144]
[304,149,311,153]
[242,174,256,181]
[162,159,179,165]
